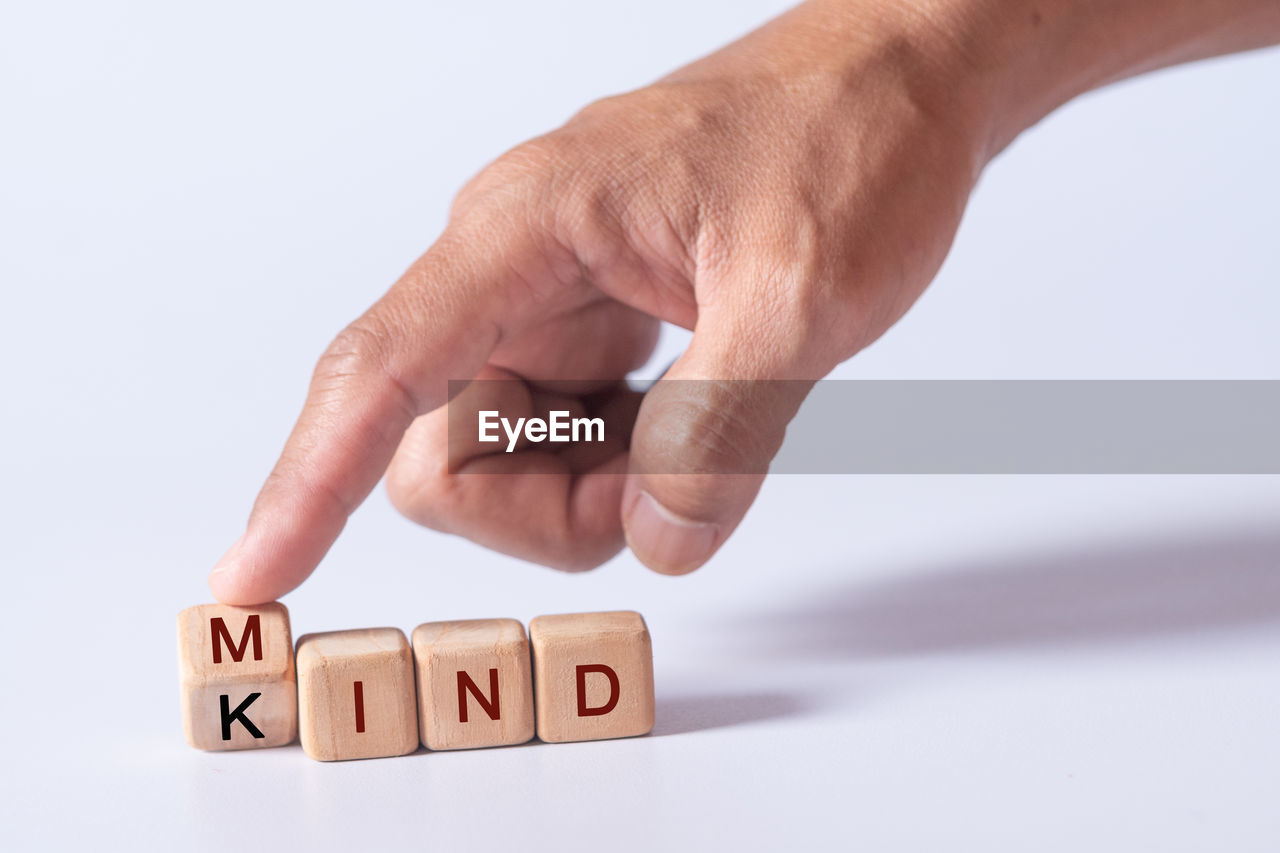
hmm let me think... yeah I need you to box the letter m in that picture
[210,614,263,664]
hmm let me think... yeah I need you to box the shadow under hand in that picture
[746,524,1280,660]
[653,692,811,736]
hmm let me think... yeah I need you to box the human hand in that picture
[209,0,1280,603]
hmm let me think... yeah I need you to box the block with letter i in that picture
[529,611,655,743]
[177,603,298,750]
[411,618,535,750]
[296,628,419,761]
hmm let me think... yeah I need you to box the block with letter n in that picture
[529,611,655,743]
[412,618,535,750]
[176,603,298,750]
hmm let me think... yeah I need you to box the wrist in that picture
[800,0,1034,169]
[790,0,1071,164]
[698,0,1046,172]
[668,0,1020,179]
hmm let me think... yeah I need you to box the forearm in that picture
[662,0,1277,181]
[954,0,1280,155]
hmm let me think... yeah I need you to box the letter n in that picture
[457,669,500,723]
[211,614,262,664]
[575,664,620,717]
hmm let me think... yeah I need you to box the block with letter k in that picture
[177,603,297,750]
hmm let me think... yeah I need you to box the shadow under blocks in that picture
[176,609,655,761]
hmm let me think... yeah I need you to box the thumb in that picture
[621,315,815,575]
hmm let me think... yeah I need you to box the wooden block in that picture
[529,610,655,743]
[295,628,418,761]
[177,602,297,751]
[411,618,535,750]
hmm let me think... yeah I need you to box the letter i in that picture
[354,681,365,733]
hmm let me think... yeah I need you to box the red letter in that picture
[457,669,500,723]
[353,681,365,733]
[210,615,262,664]
[576,664,620,717]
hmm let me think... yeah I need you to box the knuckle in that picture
[384,449,456,530]
[316,319,394,385]
[312,315,419,428]
[503,135,614,238]
[451,136,567,220]
[680,408,756,473]
[447,135,605,273]
[644,394,772,476]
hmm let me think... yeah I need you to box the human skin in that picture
[208,0,1280,604]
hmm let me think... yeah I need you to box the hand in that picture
[209,0,1280,604]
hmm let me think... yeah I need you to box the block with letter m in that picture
[177,603,297,750]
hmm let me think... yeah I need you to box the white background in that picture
[2,1,1278,850]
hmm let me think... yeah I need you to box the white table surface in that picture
[2,2,1278,850]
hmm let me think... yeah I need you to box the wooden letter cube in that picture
[529,610,655,743]
[177,602,297,750]
[411,618,535,750]
[296,628,418,761]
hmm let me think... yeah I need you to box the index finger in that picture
[208,224,541,604]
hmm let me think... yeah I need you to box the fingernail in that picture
[624,490,718,575]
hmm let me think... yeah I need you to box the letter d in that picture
[575,664,620,717]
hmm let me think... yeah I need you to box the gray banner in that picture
[776,380,1280,474]
[447,380,1280,474]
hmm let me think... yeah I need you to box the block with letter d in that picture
[529,611,655,743]
[176,603,298,750]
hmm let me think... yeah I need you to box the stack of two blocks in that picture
[178,604,654,761]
